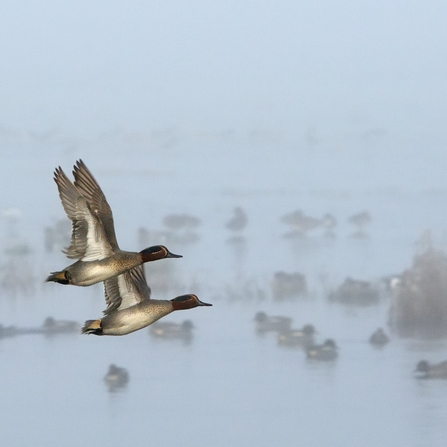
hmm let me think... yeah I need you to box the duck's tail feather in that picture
[46,271,69,285]
[82,319,103,335]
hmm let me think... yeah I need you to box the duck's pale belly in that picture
[102,302,173,335]
[77,264,118,285]
[69,255,141,286]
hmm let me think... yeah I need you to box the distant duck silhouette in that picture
[163,214,201,230]
[272,271,307,300]
[162,214,201,244]
[348,211,371,237]
[41,316,79,334]
[226,207,248,232]
[254,311,292,333]
[149,319,194,341]
[0,324,18,338]
[278,324,316,348]
[369,328,390,346]
[0,317,79,337]
[281,210,321,236]
[306,339,338,361]
[104,364,129,391]
[414,360,447,379]
[329,277,380,306]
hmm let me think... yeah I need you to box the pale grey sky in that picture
[1,0,446,146]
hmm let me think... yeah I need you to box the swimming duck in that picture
[254,311,292,332]
[278,324,316,347]
[306,339,338,361]
[271,271,307,300]
[41,316,79,334]
[369,328,390,346]
[149,319,194,339]
[328,277,380,307]
[82,265,211,336]
[104,364,129,391]
[0,324,19,338]
[46,160,181,286]
[414,360,447,379]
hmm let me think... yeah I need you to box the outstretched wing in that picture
[103,266,152,315]
[72,159,120,251]
[54,166,114,261]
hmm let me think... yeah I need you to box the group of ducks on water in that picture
[0,317,78,338]
[45,160,212,336]
[280,209,372,238]
[9,159,447,386]
[0,316,196,342]
[44,191,371,256]
[254,312,447,378]
[98,310,447,393]
[254,311,339,361]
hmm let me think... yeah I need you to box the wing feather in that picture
[54,166,113,261]
[73,159,120,250]
[103,266,151,315]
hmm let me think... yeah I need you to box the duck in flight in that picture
[46,160,181,286]
[82,265,212,336]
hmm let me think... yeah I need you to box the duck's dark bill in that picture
[167,251,182,258]
[198,300,213,306]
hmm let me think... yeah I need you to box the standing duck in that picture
[82,265,211,336]
[46,160,181,286]
[414,360,447,379]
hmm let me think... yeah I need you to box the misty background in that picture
[1,1,447,446]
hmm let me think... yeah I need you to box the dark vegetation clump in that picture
[389,247,447,338]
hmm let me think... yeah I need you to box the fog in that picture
[1,2,447,446]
